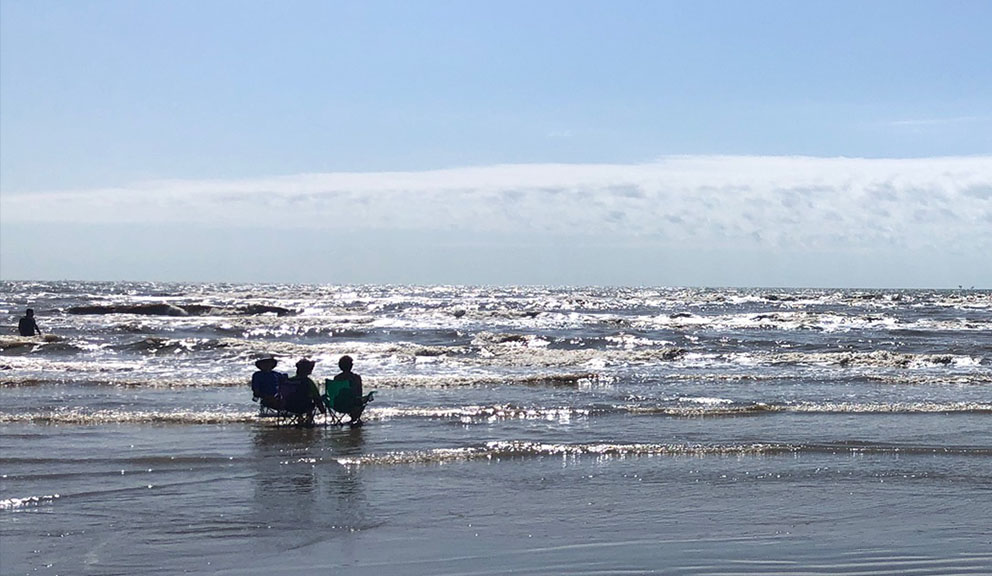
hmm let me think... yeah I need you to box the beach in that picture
[2,282,990,574]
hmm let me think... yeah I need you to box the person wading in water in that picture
[18,309,42,337]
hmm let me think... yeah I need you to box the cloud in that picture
[888,116,990,128]
[3,155,991,254]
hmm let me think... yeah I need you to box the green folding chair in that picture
[322,378,374,426]
[322,378,351,425]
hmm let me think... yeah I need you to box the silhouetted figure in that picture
[251,355,287,410]
[333,355,372,426]
[282,358,326,425]
[18,309,42,337]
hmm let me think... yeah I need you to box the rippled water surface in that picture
[1,282,990,575]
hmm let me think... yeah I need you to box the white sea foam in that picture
[0,494,60,510]
[789,401,992,414]
[0,409,259,425]
[337,440,797,466]
[679,396,734,405]
[636,311,985,333]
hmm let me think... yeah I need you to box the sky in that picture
[1,0,990,287]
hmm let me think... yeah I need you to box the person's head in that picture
[25,308,34,317]
[254,356,278,371]
[338,355,354,372]
[295,358,316,376]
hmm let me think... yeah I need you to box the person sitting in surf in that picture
[332,355,373,427]
[281,358,327,425]
[250,355,286,410]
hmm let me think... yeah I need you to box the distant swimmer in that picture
[18,308,42,337]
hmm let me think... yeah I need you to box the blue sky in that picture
[2,1,990,287]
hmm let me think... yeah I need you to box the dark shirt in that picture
[18,316,40,337]
[282,375,324,414]
[251,370,286,399]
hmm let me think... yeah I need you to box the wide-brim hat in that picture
[255,355,278,369]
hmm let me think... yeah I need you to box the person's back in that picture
[333,355,369,425]
[251,356,286,409]
[281,359,326,421]
[18,309,41,337]
[280,374,315,414]
[251,370,284,398]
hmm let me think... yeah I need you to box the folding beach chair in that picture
[257,402,316,427]
[257,403,281,419]
[321,378,375,426]
[321,378,351,426]
[253,378,319,427]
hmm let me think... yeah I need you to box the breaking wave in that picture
[0,409,259,425]
[376,401,992,421]
[66,303,296,317]
[0,494,61,510]
[338,439,992,467]
[337,441,799,466]
[763,350,985,369]
[2,400,989,425]
[112,337,232,355]
[785,401,992,414]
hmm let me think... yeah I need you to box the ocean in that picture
[1,281,990,575]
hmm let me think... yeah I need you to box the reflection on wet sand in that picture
[249,426,375,553]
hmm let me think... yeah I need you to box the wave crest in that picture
[66,303,296,317]
[0,494,61,510]
[338,441,796,466]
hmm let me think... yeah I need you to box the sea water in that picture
[1,282,990,575]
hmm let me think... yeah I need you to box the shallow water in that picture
[1,282,990,574]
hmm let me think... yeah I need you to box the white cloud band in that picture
[3,155,990,252]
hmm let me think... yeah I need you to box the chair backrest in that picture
[323,378,351,402]
[251,371,284,398]
[280,376,314,414]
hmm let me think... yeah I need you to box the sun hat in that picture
[254,355,278,369]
